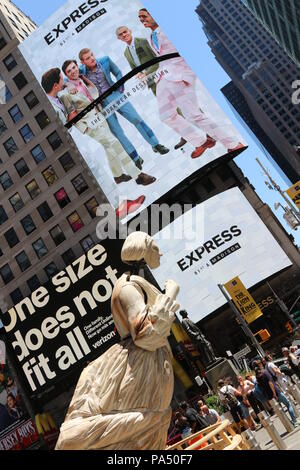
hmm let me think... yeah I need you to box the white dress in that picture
[55,273,177,450]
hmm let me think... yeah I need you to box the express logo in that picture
[177,225,242,271]
[44,0,107,45]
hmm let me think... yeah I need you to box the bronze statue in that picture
[179,310,219,368]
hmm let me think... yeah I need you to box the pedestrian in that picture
[265,353,289,391]
[218,378,256,432]
[255,363,300,428]
[174,410,192,438]
[237,375,264,423]
[282,347,300,379]
[179,401,209,433]
[199,405,221,425]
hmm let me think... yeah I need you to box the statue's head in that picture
[179,310,188,319]
[121,232,162,269]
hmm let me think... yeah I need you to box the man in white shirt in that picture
[200,405,220,426]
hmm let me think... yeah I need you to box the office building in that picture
[196,0,300,183]
[0,4,107,312]
[242,0,300,66]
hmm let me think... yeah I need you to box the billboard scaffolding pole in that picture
[266,282,298,330]
[218,284,265,357]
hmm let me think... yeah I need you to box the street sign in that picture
[286,181,300,210]
[224,276,263,324]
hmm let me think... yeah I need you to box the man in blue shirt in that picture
[79,48,169,170]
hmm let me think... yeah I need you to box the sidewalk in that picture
[251,404,300,450]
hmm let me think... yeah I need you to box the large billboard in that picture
[1,240,127,395]
[153,188,292,323]
[19,0,247,220]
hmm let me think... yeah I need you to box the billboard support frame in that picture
[218,284,265,357]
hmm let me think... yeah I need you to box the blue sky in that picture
[14,0,300,245]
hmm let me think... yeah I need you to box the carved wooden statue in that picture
[55,232,179,450]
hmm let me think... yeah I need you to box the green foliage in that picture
[205,395,226,415]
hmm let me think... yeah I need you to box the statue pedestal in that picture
[205,359,239,393]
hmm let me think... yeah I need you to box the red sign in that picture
[0,419,39,450]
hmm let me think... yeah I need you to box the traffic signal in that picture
[285,321,293,334]
[254,329,271,344]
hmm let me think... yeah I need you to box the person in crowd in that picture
[179,401,208,433]
[282,347,300,379]
[254,362,299,428]
[264,353,289,392]
[138,8,244,159]
[237,375,264,424]
[174,410,191,437]
[196,399,204,414]
[78,48,169,170]
[218,378,256,432]
[199,405,220,426]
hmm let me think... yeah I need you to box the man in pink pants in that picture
[138,8,244,159]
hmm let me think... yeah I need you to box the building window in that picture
[0,117,7,136]
[80,236,95,253]
[9,104,23,123]
[44,262,59,279]
[3,54,17,71]
[20,214,36,235]
[26,179,41,199]
[68,211,84,233]
[32,238,48,259]
[19,124,34,143]
[42,166,58,186]
[0,263,14,284]
[15,158,29,177]
[62,248,76,266]
[59,152,75,172]
[31,144,46,164]
[35,111,50,129]
[10,287,23,304]
[72,174,88,194]
[4,227,19,248]
[9,193,24,212]
[27,275,40,292]
[0,36,7,50]
[24,91,39,109]
[37,201,53,222]
[3,137,18,156]
[85,197,98,218]
[47,131,62,150]
[50,225,66,246]
[13,72,28,90]
[0,171,13,190]
[54,188,70,208]
[15,251,31,272]
[0,206,8,225]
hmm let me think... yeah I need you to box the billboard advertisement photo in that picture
[153,188,292,323]
[19,0,247,220]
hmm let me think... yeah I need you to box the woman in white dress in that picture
[55,232,179,450]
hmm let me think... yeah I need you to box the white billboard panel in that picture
[153,188,292,323]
